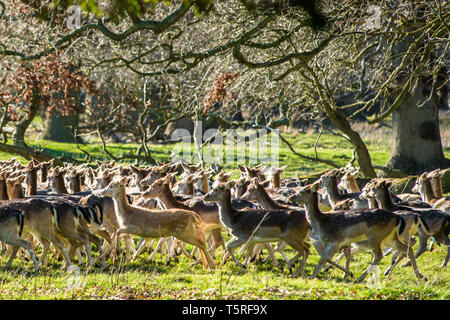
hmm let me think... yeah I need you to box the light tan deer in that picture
[0,207,39,272]
[289,183,425,282]
[95,177,216,270]
[427,169,449,199]
[1,198,73,269]
[203,182,310,276]
[6,175,26,200]
[142,173,225,257]
[5,173,104,267]
[47,167,69,194]
[319,169,368,210]
[413,173,450,213]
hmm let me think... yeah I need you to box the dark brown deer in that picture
[289,183,425,282]
[203,182,310,276]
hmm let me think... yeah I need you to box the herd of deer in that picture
[0,157,448,282]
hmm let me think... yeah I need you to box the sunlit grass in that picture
[0,131,448,299]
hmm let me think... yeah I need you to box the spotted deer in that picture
[413,173,450,213]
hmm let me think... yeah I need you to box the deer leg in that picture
[133,238,149,260]
[148,237,168,261]
[357,244,383,283]
[5,246,19,268]
[243,242,257,268]
[288,240,310,278]
[310,243,339,279]
[224,237,247,269]
[442,246,450,268]
[4,238,39,273]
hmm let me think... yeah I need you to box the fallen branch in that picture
[266,126,340,168]
[0,142,83,167]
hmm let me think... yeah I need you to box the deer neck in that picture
[367,198,378,209]
[8,184,24,199]
[26,170,38,196]
[72,176,82,193]
[186,182,194,195]
[0,180,8,200]
[110,186,132,224]
[303,192,324,229]
[272,174,281,189]
[376,187,396,211]
[257,185,284,210]
[201,177,209,193]
[421,180,438,204]
[159,184,189,210]
[348,179,360,193]
[324,177,341,205]
[40,167,49,183]
[430,178,444,198]
[53,176,69,194]
[215,190,234,227]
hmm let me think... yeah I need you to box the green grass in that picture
[0,131,449,300]
[1,238,449,300]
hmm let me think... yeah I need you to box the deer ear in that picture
[261,180,271,188]
[130,165,141,174]
[310,181,321,192]
[164,173,176,184]
[120,176,127,185]
[18,175,26,183]
[225,180,235,189]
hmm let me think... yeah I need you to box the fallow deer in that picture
[319,169,368,210]
[142,173,225,257]
[95,177,216,270]
[203,182,310,276]
[413,173,450,213]
[289,183,425,282]
[0,207,39,272]
[357,180,427,277]
[47,167,69,194]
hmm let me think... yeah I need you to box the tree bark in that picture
[386,79,450,174]
[42,111,80,142]
[385,20,450,174]
[13,88,40,147]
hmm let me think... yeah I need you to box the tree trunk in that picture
[42,111,80,143]
[386,79,450,174]
[13,88,40,147]
[385,19,450,175]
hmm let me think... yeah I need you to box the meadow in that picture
[0,128,449,300]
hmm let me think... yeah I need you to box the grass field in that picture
[0,130,449,300]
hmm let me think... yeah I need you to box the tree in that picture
[0,0,448,175]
